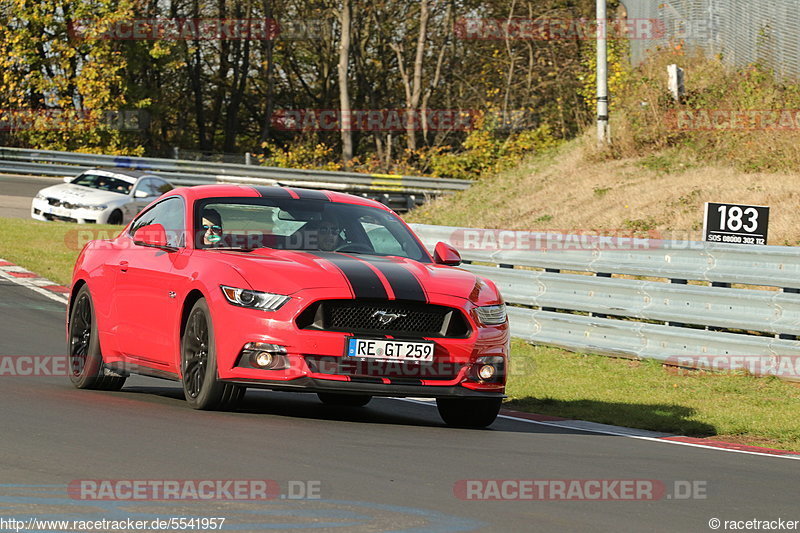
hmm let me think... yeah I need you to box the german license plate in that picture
[346,338,434,362]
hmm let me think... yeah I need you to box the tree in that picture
[0,0,143,153]
[337,0,353,163]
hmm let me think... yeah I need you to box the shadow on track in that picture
[118,385,444,428]
[113,384,716,436]
[507,396,716,436]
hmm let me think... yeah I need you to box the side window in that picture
[354,211,425,260]
[152,179,173,195]
[129,196,185,247]
[135,179,159,197]
[362,220,406,256]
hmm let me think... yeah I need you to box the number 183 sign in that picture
[703,202,769,245]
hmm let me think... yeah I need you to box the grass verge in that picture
[508,339,800,452]
[2,217,799,451]
[0,217,120,286]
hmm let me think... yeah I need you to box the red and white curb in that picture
[2,259,798,460]
[403,400,800,461]
[0,259,69,305]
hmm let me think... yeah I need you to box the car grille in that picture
[296,300,470,338]
[46,198,83,210]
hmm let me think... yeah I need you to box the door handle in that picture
[119,261,128,272]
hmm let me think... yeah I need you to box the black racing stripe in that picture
[250,186,293,198]
[288,188,330,201]
[349,376,384,384]
[357,257,427,302]
[311,252,388,299]
[389,378,423,386]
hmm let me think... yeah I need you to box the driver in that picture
[317,218,343,251]
[201,208,224,246]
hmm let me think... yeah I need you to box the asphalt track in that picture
[0,279,798,533]
[0,175,62,220]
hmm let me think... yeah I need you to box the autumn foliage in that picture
[0,0,607,177]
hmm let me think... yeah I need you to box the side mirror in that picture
[134,189,150,198]
[63,176,73,183]
[133,223,174,250]
[433,241,461,266]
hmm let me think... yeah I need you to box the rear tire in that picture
[317,392,372,407]
[436,398,502,428]
[68,285,127,391]
[180,298,243,410]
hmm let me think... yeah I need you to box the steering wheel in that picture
[334,242,374,253]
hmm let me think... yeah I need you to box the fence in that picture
[622,0,800,79]
[0,146,470,213]
[410,224,800,376]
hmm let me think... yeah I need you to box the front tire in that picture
[106,209,123,225]
[317,392,372,407]
[436,398,502,428]
[68,285,126,391]
[180,298,244,410]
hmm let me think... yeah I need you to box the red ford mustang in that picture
[67,185,509,427]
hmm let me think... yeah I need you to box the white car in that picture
[31,168,173,225]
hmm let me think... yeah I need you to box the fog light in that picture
[241,342,288,370]
[470,355,506,383]
[478,364,496,380]
[252,351,274,368]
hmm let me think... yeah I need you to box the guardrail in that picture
[0,146,470,213]
[410,224,800,377]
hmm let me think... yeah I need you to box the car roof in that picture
[172,184,392,211]
[87,167,167,182]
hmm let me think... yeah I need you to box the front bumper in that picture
[209,287,509,398]
[222,377,505,399]
[31,198,107,224]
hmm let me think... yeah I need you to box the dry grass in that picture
[409,50,800,243]
[407,133,800,245]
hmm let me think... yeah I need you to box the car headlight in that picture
[34,193,46,200]
[69,203,107,211]
[475,304,507,325]
[220,286,290,311]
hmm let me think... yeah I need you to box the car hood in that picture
[212,249,499,303]
[37,183,126,205]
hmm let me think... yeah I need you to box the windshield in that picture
[72,173,133,195]
[195,197,429,262]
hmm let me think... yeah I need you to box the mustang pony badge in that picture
[371,310,407,326]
